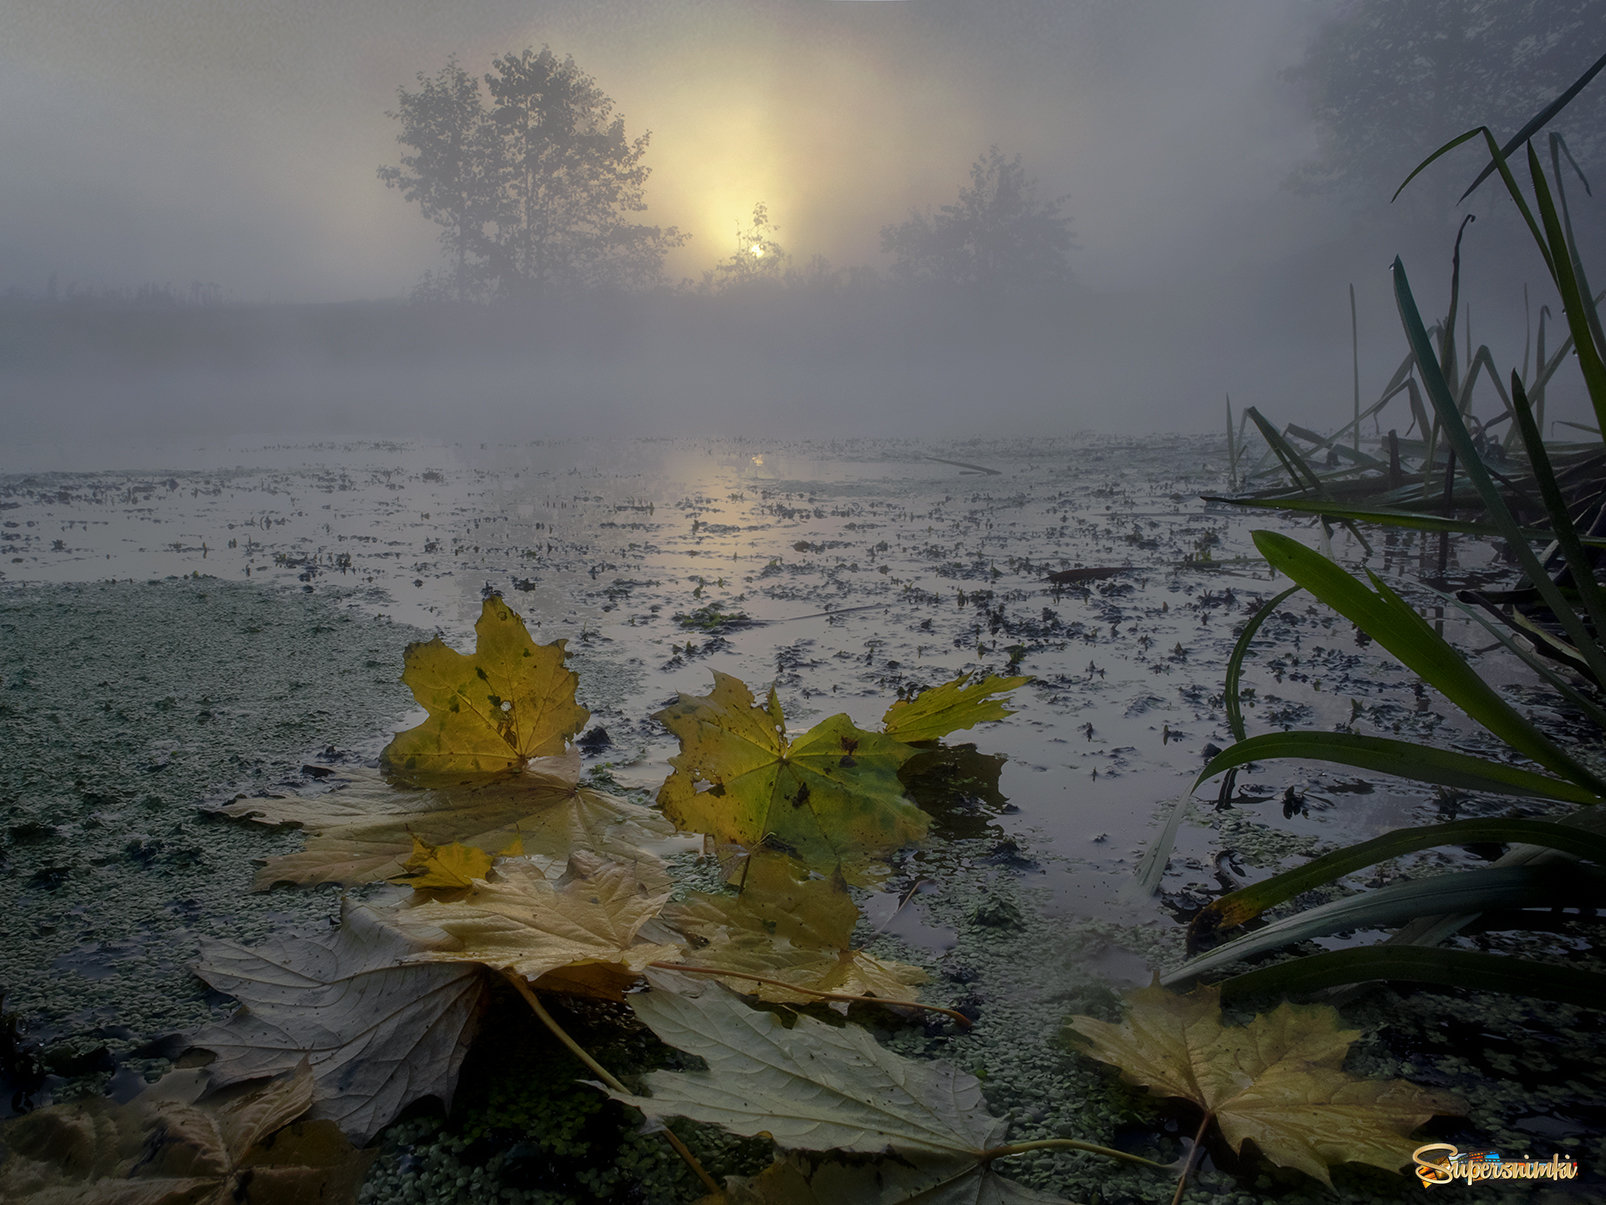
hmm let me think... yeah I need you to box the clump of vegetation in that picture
[1167,55,1606,1009]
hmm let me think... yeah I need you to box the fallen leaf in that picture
[387,851,682,999]
[663,852,925,1005]
[1064,981,1461,1185]
[0,1064,372,1205]
[611,974,1057,1202]
[396,835,507,890]
[380,595,589,777]
[215,757,677,888]
[880,673,1030,745]
[656,672,926,869]
[191,903,486,1143]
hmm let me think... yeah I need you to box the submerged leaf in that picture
[881,672,1030,745]
[663,852,925,1005]
[656,672,926,868]
[380,595,589,777]
[0,1064,372,1205]
[191,904,486,1143]
[1065,982,1460,1185]
[387,851,682,999]
[216,757,676,888]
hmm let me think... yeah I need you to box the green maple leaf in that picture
[1065,982,1462,1185]
[881,672,1030,744]
[380,595,589,778]
[655,672,927,868]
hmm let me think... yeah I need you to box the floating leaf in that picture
[663,852,926,1005]
[656,672,926,868]
[396,835,504,889]
[881,672,1030,745]
[387,851,682,1000]
[1065,982,1461,1185]
[191,904,486,1143]
[216,757,677,888]
[0,1064,372,1205]
[380,595,589,777]
[611,975,1061,1202]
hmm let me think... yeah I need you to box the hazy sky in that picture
[3,0,1329,301]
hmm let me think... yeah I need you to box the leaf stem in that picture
[1171,1112,1213,1205]
[981,1137,1173,1173]
[649,961,973,1027]
[502,971,721,1195]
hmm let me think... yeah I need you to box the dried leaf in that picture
[656,672,926,868]
[611,974,1054,1203]
[387,851,682,999]
[0,1064,372,1205]
[191,904,486,1143]
[664,852,925,1005]
[216,757,676,888]
[380,595,589,777]
[1065,982,1462,1185]
[881,673,1030,745]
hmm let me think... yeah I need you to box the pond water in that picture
[4,434,1594,1201]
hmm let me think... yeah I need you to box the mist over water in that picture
[3,2,1604,447]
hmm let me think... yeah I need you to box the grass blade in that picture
[1224,586,1299,743]
[1395,257,1606,690]
[1165,863,1606,985]
[1189,817,1606,943]
[1193,728,1602,804]
[1456,48,1606,202]
[1251,528,1606,792]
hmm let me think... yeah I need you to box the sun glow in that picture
[750,243,764,257]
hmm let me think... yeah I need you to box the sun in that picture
[749,243,764,258]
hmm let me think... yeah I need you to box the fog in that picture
[4,0,1603,447]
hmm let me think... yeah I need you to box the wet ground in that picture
[3,435,1600,1200]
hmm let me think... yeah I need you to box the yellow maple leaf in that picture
[663,851,926,1005]
[881,672,1031,745]
[395,835,519,890]
[1065,982,1462,1185]
[381,596,589,778]
[656,672,927,869]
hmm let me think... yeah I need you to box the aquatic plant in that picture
[1175,55,1606,1004]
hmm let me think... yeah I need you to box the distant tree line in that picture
[381,47,1077,303]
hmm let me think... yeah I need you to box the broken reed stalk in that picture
[501,971,721,1195]
[1350,283,1360,455]
[652,961,974,1027]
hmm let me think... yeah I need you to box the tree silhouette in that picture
[1287,0,1606,214]
[379,58,502,303]
[881,148,1073,293]
[381,48,684,299]
[701,202,789,292]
